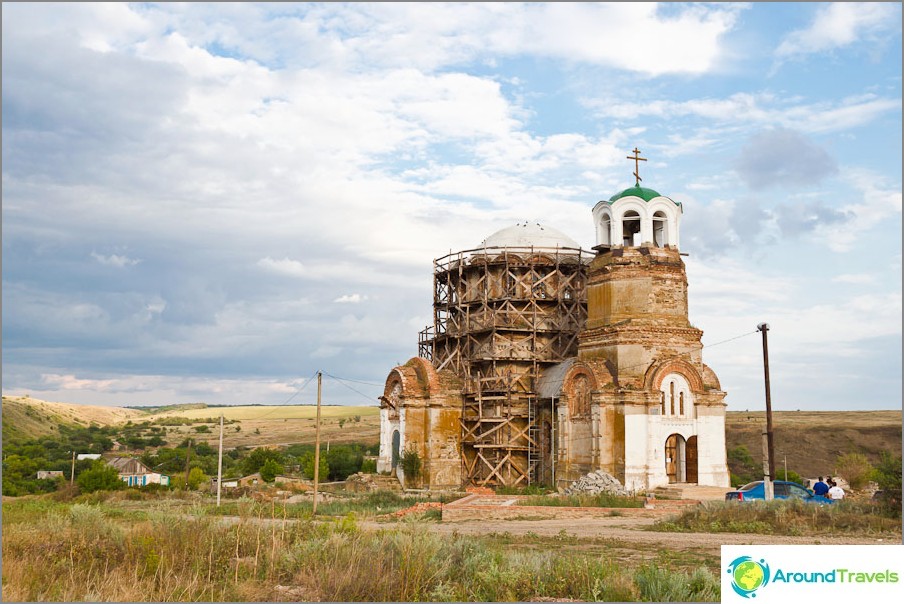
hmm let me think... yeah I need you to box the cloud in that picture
[831,274,875,285]
[775,3,901,59]
[734,128,838,190]
[334,294,367,304]
[586,92,899,135]
[257,257,306,278]
[91,252,141,268]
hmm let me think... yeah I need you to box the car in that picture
[725,480,834,504]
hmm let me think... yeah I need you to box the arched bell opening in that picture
[622,210,641,247]
[652,210,669,247]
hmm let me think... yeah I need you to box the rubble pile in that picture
[563,470,629,496]
[382,501,443,519]
[345,472,379,492]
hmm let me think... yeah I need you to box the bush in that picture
[76,461,124,493]
[259,459,285,483]
[186,467,208,490]
[400,448,421,485]
[360,458,377,474]
[835,452,873,490]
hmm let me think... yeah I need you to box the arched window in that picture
[652,210,669,247]
[660,374,694,418]
[569,374,592,417]
[622,210,641,247]
[600,214,611,246]
[660,391,665,415]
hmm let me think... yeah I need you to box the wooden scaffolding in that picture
[418,245,591,487]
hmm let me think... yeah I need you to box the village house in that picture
[106,457,171,487]
[36,470,64,480]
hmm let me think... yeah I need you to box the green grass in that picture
[203,490,449,520]
[652,499,902,536]
[521,492,645,508]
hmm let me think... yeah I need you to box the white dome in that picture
[478,221,580,249]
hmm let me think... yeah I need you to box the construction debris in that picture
[563,470,629,496]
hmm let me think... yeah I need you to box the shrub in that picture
[76,461,124,493]
[259,459,285,483]
[835,452,873,490]
[360,458,377,474]
[400,448,421,485]
[186,467,208,490]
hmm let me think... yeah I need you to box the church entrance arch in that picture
[391,430,401,469]
[665,434,687,483]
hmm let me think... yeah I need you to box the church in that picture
[377,150,731,492]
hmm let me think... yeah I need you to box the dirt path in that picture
[361,515,900,552]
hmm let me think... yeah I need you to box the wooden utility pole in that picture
[758,322,775,500]
[184,438,192,489]
[70,451,76,488]
[312,371,322,515]
[216,413,224,507]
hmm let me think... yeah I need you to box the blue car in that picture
[725,480,834,504]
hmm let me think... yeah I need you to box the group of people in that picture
[812,476,845,500]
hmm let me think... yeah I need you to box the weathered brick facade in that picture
[378,183,730,491]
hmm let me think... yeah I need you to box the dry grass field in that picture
[726,410,902,478]
[1,396,145,442]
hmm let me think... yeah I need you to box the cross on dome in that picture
[626,147,647,186]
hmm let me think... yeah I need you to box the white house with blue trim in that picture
[107,457,170,487]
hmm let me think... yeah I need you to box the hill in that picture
[1,396,145,443]
[726,410,902,479]
[3,397,900,481]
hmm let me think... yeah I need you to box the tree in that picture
[187,467,208,490]
[260,459,285,482]
[835,452,874,490]
[76,461,124,493]
[300,452,329,480]
[242,448,285,475]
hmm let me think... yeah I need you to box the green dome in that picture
[609,184,661,202]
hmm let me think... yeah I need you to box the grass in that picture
[204,490,449,520]
[2,494,721,602]
[652,499,902,536]
[521,492,645,508]
[145,405,380,422]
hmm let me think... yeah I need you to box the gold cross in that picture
[627,147,647,186]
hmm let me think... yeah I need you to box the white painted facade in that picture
[592,194,682,249]
[376,406,405,476]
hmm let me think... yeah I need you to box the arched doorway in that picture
[665,434,687,483]
[391,430,401,469]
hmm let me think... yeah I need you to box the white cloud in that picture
[831,274,876,285]
[90,251,141,268]
[586,92,899,135]
[813,170,902,252]
[257,256,306,277]
[775,3,901,59]
[334,294,367,304]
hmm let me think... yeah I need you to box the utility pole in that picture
[758,322,776,500]
[70,451,76,488]
[313,371,323,515]
[216,413,224,507]
[184,438,192,490]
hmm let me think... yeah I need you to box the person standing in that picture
[813,476,829,497]
[828,480,845,501]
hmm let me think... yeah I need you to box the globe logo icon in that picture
[727,556,770,598]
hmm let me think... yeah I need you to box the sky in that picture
[2,2,901,411]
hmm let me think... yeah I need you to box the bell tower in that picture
[577,149,730,489]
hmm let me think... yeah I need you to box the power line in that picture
[322,372,381,405]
